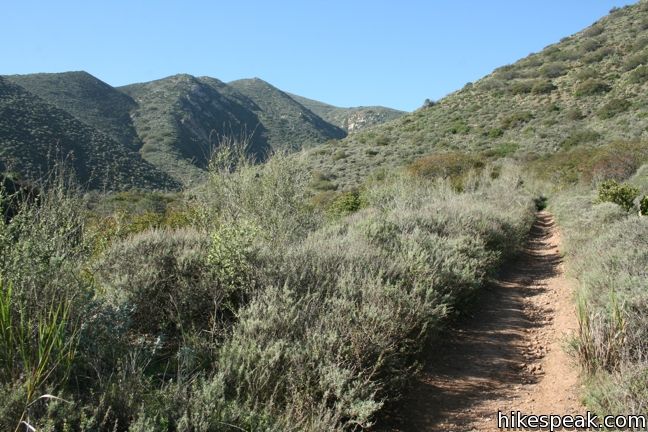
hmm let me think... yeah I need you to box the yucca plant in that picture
[575,292,595,373]
[0,279,78,430]
[575,288,628,374]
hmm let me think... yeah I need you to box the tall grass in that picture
[0,281,78,399]
[0,280,78,432]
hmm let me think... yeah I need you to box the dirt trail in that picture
[381,211,584,431]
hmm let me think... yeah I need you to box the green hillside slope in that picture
[305,2,648,188]
[288,93,405,132]
[6,71,141,150]
[228,78,346,150]
[0,77,180,190]
[0,70,406,190]
[119,74,271,185]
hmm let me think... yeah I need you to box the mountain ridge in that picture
[287,92,405,133]
[228,78,346,150]
[1,72,400,189]
[0,76,180,190]
[7,71,142,150]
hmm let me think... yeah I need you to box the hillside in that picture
[2,72,374,189]
[119,76,350,184]
[305,2,648,189]
[6,71,141,150]
[0,77,180,190]
[119,74,272,185]
[228,78,346,149]
[288,93,405,132]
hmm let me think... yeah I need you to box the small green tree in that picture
[597,180,639,211]
[422,98,436,108]
[640,196,648,216]
[575,79,611,97]
[327,191,365,218]
[208,222,258,292]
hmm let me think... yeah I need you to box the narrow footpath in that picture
[381,211,584,431]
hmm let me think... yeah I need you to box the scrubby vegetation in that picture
[0,151,534,430]
[597,179,639,211]
[305,1,648,190]
[3,2,648,429]
[551,162,648,420]
[406,152,485,189]
[529,139,648,186]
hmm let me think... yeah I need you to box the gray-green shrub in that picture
[95,228,219,336]
[208,165,534,428]
[0,158,536,431]
[552,187,648,419]
[205,148,321,244]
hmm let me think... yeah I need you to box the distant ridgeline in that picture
[0,71,403,191]
[305,2,648,189]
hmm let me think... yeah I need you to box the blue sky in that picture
[1,1,637,111]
